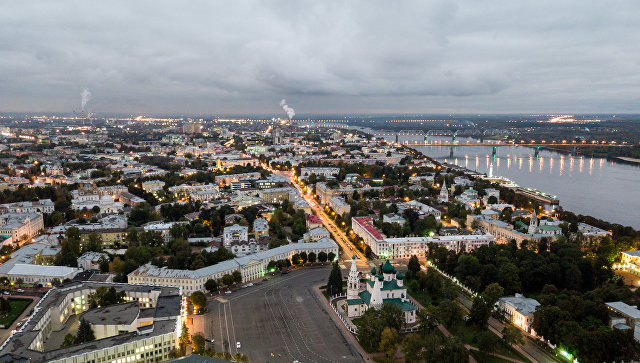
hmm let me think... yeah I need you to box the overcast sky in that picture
[1,1,639,115]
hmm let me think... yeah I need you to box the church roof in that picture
[358,290,372,305]
[382,260,396,274]
[366,279,403,291]
[383,298,417,311]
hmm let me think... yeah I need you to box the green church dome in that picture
[382,260,395,274]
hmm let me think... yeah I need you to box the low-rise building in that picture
[77,251,109,270]
[253,218,269,239]
[300,167,340,177]
[0,282,182,363]
[352,216,493,259]
[304,226,330,242]
[498,294,540,336]
[0,212,44,245]
[328,196,350,216]
[215,172,261,186]
[223,224,248,246]
[259,187,296,204]
[129,238,339,294]
[0,199,54,214]
[3,263,79,285]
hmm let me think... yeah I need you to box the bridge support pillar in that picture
[449,146,454,157]
[492,146,497,157]
[571,145,577,156]
[395,134,398,143]
[534,147,540,158]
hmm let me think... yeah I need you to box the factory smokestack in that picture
[81,89,91,111]
[279,99,295,120]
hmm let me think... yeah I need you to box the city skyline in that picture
[1,1,640,114]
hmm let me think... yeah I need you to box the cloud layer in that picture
[1,1,639,114]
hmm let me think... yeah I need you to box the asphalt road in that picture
[197,268,363,363]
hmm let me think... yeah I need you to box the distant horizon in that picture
[2,111,640,119]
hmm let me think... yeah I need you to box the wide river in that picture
[383,134,640,228]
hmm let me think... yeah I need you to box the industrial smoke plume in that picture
[279,99,295,120]
[81,89,91,111]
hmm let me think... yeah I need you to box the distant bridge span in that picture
[403,142,631,157]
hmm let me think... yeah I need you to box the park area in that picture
[0,298,32,329]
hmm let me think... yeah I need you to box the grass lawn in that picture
[458,324,531,363]
[0,298,32,328]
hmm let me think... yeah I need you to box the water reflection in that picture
[386,134,640,228]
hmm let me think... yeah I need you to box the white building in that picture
[498,294,540,336]
[300,167,340,178]
[403,200,441,221]
[223,224,248,247]
[77,251,109,270]
[304,226,330,242]
[438,182,449,203]
[129,238,339,294]
[71,194,124,214]
[142,180,165,194]
[0,212,44,245]
[0,282,182,363]
[352,216,493,259]
[0,199,54,214]
[3,263,79,285]
[328,196,350,216]
[253,218,269,239]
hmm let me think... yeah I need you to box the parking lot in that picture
[192,267,363,362]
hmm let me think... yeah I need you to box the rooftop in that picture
[82,301,141,326]
[606,301,640,319]
[499,294,540,316]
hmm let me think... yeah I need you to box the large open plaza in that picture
[190,268,363,362]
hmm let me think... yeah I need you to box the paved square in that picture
[193,268,363,363]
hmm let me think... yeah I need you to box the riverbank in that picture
[616,156,640,165]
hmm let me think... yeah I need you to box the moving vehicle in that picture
[16,289,24,293]
[236,341,241,349]
[225,290,232,295]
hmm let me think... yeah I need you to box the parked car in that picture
[246,283,253,287]
[2,291,9,295]
[16,289,24,293]
[225,290,232,295]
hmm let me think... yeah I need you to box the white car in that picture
[236,341,241,349]
[16,289,24,293]
[246,283,253,287]
[225,290,232,295]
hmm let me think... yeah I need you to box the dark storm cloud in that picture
[0,0,639,114]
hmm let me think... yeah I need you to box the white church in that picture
[345,257,417,324]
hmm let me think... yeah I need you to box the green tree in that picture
[86,232,102,252]
[221,274,234,287]
[76,318,95,343]
[417,308,438,334]
[204,279,218,294]
[498,262,521,294]
[318,251,328,263]
[300,251,308,264]
[327,261,343,296]
[407,255,421,277]
[482,283,504,309]
[232,270,242,284]
[192,333,206,354]
[327,251,336,262]
[190,291,207,313]
[308,252,317,263]
[402,333,423,362]
[477,331,498,353]
[502,325,524,346]
[0,297,11,315]
[379,327,399,357]
[435,300,463,329]
[291,253,301,265]
[60,333,76,348]
[354,308,385,352]
[469,296,491,328]
[381,302,404,332]
[179,322,190,352]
